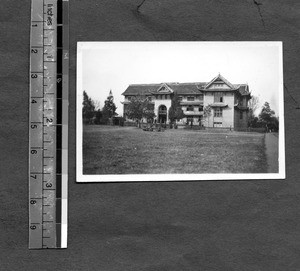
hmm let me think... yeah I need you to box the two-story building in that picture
[122,74,251,129]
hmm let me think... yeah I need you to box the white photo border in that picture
[76,41,285,182]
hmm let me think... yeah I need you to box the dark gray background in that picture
[1,0,300,270]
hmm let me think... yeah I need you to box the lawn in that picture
[82,125,267,174]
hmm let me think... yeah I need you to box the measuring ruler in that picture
[29,0,68,249]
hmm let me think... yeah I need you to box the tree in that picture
[82,90,95,124]
[102,90,117,123]
[126,95,155,127]
[94,109,103,124]
[259,102,275,124]
[203,105,212,127]
[168,93,184,126]
[258,102,278,132]
[248,95,260,127]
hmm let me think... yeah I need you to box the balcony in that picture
[180,101,203,106]
[184,111,203,116]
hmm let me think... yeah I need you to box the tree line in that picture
[82,90,117,124]
[83,90,279,132]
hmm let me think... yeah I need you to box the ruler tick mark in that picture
[29,0,69,249]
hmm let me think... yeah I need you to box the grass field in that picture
[83,125,267,174]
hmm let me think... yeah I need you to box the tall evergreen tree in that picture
[82,90,95,124]
[102,90,117,121]
[258,102,278,131]
[168,93,184,125]
[259,102,275,124]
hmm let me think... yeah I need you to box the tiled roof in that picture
[122,80,250,96]
[166,83,206,94]
[122,84,160,96]
[122,82,206,96]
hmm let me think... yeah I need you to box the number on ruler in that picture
[30,225,37,230]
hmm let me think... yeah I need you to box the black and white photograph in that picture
[77,42,285,182]
[3,0,300,269]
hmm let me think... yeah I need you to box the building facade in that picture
[122,74,251,129]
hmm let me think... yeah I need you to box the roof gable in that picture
[157,83,174,93]
[205,74,235,90]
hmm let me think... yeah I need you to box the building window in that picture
[187,96,195,101]
[198,106,203,112]
[214,108,222,117]
[165,94,168,100]
[147,96,152,101]
[214,122,222,127]
[240,111,243,119]
[178,96,183,101]
[214,92,223,103]
[127,96,131,101]
[187,105,194,111]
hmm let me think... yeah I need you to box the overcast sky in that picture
[78,42,282,116]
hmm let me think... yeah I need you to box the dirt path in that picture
[265,133,279,173]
